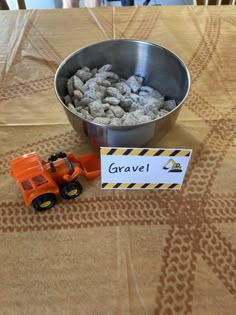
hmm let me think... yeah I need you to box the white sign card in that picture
[100,147,192,190]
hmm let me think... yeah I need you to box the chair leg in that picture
[0,0,10,10]
[17,0,26,9]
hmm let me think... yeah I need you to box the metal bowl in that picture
[54,39,190,148]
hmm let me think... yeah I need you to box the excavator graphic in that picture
[162,159,182,173]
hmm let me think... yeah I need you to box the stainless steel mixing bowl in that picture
[54,39,190,148]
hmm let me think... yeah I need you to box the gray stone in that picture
[163,100,177,111]
[73,89,84,100]
[126,75,143,93]
[73,75,84,92]
[98,64,112,72]
[110,105,125,118]
[64,95,72,105]
[80,108,94,121]
[75,69,92,82]
[93,117,111,125]
[89,101,106,117]
[67,78,74,96]
[101,80,112,88]
[110,118,122,126]
[68,103,76,113]
[79,97,94,107]
[115,81,131,95]
[103,97,120,105]
[120,98,133,111]
[105,109,115,118]
[91,68,98,76]
[144,98,164,115]
[106,87,123,100]
[102,103,111,111]
[121,113,138,125]
[159,109,169,117]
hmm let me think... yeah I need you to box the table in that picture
[0,6,235,315]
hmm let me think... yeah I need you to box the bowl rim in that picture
[54,39,191,129]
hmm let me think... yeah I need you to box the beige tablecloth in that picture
[0,6,235,315]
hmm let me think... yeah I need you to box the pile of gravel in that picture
[64,64,177,126]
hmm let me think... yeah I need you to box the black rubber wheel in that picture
[60,181,83,200]
[32,193,56,212]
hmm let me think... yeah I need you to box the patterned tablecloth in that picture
[0,6,235,315]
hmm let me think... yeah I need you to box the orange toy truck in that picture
[10,151,101,211]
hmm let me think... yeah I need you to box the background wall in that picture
[7,0,62,9]
[7,0,192,9]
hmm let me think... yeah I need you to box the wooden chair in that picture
[0,0,26,10]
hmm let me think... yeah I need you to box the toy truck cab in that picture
[10,151,101,211]
[10,152,60,209]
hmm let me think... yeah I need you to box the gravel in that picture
[64,64,177,126]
